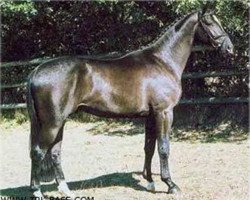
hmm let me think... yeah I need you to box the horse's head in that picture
[197,7,234,55]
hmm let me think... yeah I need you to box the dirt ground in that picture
[0,120,249,200]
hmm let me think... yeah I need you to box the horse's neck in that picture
[153,12,199,80]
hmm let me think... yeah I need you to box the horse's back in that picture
[28,53,181,119]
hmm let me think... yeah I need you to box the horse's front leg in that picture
[155,108,181,194]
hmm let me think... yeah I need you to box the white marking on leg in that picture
[58,181,75,199]
[147,181,155,192]
[33,189,44,198]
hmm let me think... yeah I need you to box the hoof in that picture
[146,182,155,192]
[167,185,181,195]
[33,189,44,198]
[58,181,75,199]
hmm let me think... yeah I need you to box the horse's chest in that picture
[147,77,181,107]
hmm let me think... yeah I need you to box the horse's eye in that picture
[203,16,213,25]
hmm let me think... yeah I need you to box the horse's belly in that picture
[78,92,149,118]
[77,103,149,118]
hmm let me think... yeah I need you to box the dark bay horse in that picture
[27,8,233,198]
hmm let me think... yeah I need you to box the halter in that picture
[199,13,227,48]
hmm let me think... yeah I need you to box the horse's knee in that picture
[158,145,169,159]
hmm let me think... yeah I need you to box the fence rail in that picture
[1,46,249,109]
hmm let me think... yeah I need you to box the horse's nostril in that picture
[226,48,234,55]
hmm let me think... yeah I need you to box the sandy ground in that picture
[0,121,249,200]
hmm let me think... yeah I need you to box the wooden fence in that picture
[1,46,249,109]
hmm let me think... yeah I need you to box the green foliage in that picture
[172,0,203,13]
[172,0,248,38]
[0,0,37,28]
[1,0,248,61]
[216,0,248,33]
[0,0,36,14]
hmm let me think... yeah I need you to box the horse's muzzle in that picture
[221,37,234,56]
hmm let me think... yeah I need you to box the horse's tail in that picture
[27,71,39,151]
[27,71,55,182]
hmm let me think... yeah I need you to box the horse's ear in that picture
[200,1,216,16]
[201,3,209,15]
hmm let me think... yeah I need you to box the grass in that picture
[0,109,29,128]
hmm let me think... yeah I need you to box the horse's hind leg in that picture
[51,125,75,198]
[30,147,44,198]
[30,120,45,198]
[143,113,157,192]
[30,120,74,198]
[30,123,62,197]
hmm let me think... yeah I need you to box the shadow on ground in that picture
[171,124,248,143]
[86,120,144,137]
[85,120,247,142]
[80,116,247,142]
[0,172,148,197]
